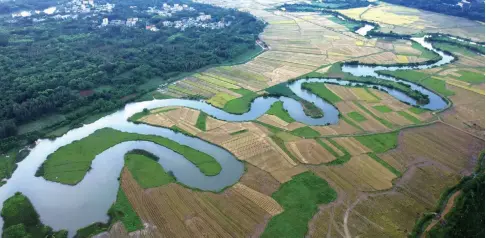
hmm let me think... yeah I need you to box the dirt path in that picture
[421,190,462,237]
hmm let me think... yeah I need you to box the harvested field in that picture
[119,169,280,238]
[238,164,281,196]
[285,139,336,164]
[330,137,371,156]
[380,122,484,175]
[312,153,397,192]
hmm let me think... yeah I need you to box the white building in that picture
[101,17,108,26]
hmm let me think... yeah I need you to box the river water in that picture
[0,34,457,235]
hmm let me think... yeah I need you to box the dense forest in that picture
[0,0,265,142]
[381,0,484,22]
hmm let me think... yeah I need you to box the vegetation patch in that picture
[290,126,320,138]
[1,192,67,238]
[347,111,367,122]
[230,129,248,136]
[0,149,29,186]
[36,128,221,185]
[108,188,144,232]
[341,115,364,131]
[261,171,337,238]
[397,111,421,124]
[266,101,295,123]
[355,131,398,153]
[223,91,259,114]
[270,136,299,163]
[301,83,342,104]
[373,105,393,113]
[125,152,175,189]
[195,112,208,131]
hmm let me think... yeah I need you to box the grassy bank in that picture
[124,151,175,189]
[36,128,221,185]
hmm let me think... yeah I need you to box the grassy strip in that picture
[364,88,380,100]
[36,128,221,185]
[301,83,342,104]
[270,136,299,163]
[109,189,143,232]
[261,171,337,238]
[290,126,320,138]
[341,115,364,131]
[267,101,295,123]
[195,112,207,131]
[316,139,340,157]
[347,111,367,122]
[354,131,398,153]
[253,121,283,134]
[230,129,248,136]
[353,101,394,129]
[1,192,68,238]
[373,105,393,113]
[75,188,143,237]
[397,111,421,124]
[378,70,455,97]
[324,138,352,165]
[124,152,175,189]
[367,152,401,177]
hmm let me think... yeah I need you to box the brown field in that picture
[332,137,371,156]
[118,167,282,238]
[381,122,483,174]
[286,139,336,164]
[307,122,482,237]
[311,120,362,136]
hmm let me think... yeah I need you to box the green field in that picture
[223,91,259,114]
[124,152,175,189]
[301,83,342,104]
[267,101,295,123]
[195,112,208,131]
[290,126,320,138]
[261,172,337,238]
[36,128,221,185]
[421,78,455,97]
[355,131,399,153]
[347,111,367,122]
[373,105,393,113]
[457,70,484,84]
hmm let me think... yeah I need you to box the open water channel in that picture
[0,31,457,236]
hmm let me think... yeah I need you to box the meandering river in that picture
[0,32,458,235]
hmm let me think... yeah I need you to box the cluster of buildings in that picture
[10,0,232,32]
[63,0,114,14]
[147,3,195,17]
[161,14,230,31]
